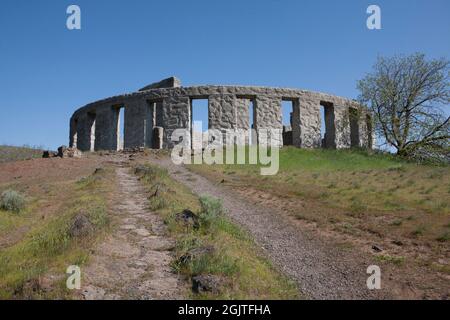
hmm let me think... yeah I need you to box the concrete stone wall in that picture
[69,78,373,152]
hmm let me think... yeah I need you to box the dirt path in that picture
[81,160,186,300]
[150,156,388,300]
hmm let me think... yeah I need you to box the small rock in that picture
[372,244,383,252]
[42,150,57,158]
[192,274,222,294]
[392,240,403,246]
[175,209,199,229]
[58,146,82,158]
[94,167,104,175]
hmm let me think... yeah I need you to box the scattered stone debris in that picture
[42,150,57,158]
[57,146,82,158]
[42,146,82,159]
[191,274,222,294]
[69,213,94,238]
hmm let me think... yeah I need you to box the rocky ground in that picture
[80,159,187,299]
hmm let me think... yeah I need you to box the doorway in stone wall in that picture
[366,114,373,149]
[87,112,96,152]
[190,98,209,150]
[72,118,78,149]
[349,108,360,148]
[320,101,336,149]
[114,105,125,151]
[248,99,256,145]
[281,100,294,146]
[145,100,164,149]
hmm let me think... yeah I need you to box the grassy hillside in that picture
[188,147,450,274]
[0,145,44,163]
[0,165,112,299]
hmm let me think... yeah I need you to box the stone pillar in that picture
[163,95,191,149]
[298,93,321,148]
[358,110,374,149]
[333,105,351,149]
[235,98,250,131]
[69,117,78,149]
[75,112,96,151]
[123,99,146,149]
[254,95,283,147]
[153,127,164,149]
[91,106,116,151]
[209,94,236,130]
[208,94,238,145]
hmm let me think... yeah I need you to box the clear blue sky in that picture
[0,0,449,149]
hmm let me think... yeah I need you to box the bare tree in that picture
[358,53,450,161]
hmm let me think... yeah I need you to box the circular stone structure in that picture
[70,77,373,151]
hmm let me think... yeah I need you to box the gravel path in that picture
[81,161,186,300]
[151,157,387,300]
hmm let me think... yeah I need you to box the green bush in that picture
[198,196,224,229]
[0,190,26,213]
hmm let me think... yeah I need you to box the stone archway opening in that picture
[320,101,336,149]
[366,114,373,149]
[281,99,294,146]
[349,108,360,148]
[113,105,125,151]
[87,112,96,152]
[190,98,209,150]
[72,118,78,149]
[145,99,164,149]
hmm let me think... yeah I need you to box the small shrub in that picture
[198,196,224,229]
[327,182,337,189]
[349,198,367,214]
[0,190,26,213]
[436,231,450,243]
[411,225,426,237]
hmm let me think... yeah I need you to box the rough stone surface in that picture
[191,274,223,294]
[70,78,372,151]
[57,146,82,158]
[175,209,200,229]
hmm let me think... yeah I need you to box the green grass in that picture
[278,147,404,172]
[188,147,450,249]
[135,163,300,300]
[375,254,405,266]
[0,168,112,299]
